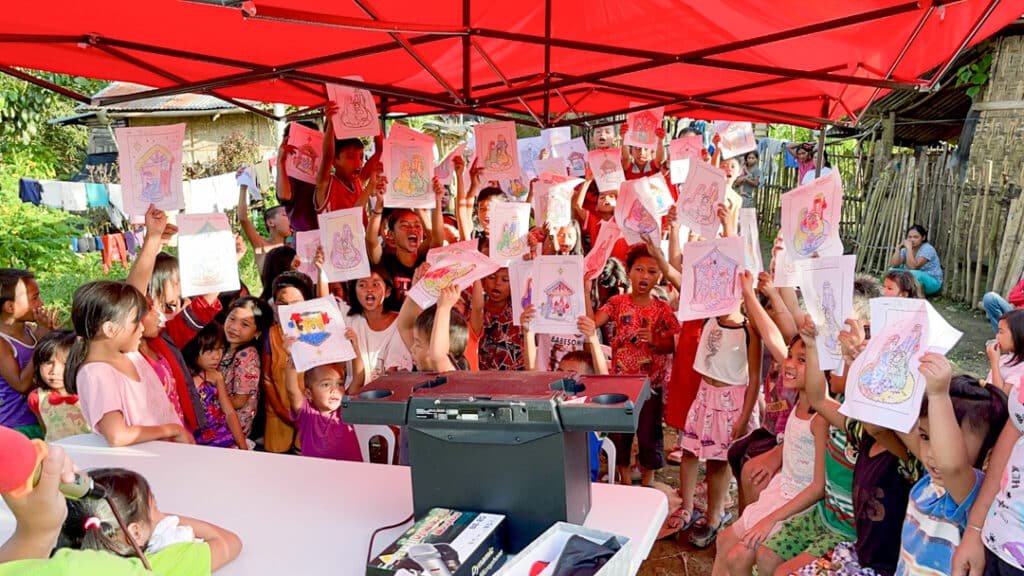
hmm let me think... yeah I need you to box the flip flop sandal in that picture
[666,449,683,465]
[688,511,734,549]
[656,507,703,540]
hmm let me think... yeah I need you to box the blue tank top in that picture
[0,328,37,427]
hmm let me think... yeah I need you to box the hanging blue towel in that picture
[784,148,798,168]
[18,178,42,205]
[85,183,110,207]
[94,236,104,251]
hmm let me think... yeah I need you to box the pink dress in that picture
[76,352,182,431]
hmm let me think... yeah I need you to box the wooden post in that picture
[815,128,826,178]
[972,162,993,306]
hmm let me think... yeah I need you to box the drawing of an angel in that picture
[497,217,526,256]
[818,281,842,354]
[857,324,923,404]
[341,91,374,129]
[485,135,514,171]
[137,145,173,202]
[331,225,362,270]
[795,193,831,255]
[625,200,658,236]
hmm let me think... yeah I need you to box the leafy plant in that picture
[956,53,993,99]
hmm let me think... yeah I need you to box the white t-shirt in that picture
[800,166,833,186]
[347,314,413,383]
[77,352,182,430]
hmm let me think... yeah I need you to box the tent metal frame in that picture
[0,0,1004,128]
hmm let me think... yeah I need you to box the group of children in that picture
[1,114,1023,576]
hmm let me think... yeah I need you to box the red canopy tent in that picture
[0,0,1020,127]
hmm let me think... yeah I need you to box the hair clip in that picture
[84,517,102,531]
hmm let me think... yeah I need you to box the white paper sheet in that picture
[780,172,843,260]
[518,136,544,180]
[552,137,589,177]
[489,201,532,266]
[284,123,324,186]
[176,213,240,297]
[615,178,662,246]
[383,133,435,209]
[541,127,572,154]
[474,122,520,181]
[669,135,705,184]
[868,297,964,353]
[326,79,381,139]
[798,255,856,371]
[677,237,745,321]
[116,123,186,215]
[295,229,321,281]
[712,121,757,159]
[278,297,356,372]
[434,144,465,186]
[318,208,371,282]
[588,148,626,193]
[426,239,478,265]
[676,161,727,240]
[738,208,763,279]
[624,104,664,151]
[583,219,622,280]
[407,249,499,309]
[518,256,586,335]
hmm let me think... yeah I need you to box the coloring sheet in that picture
[518,137,543,180]
[522,256,586,335]
[426,239,477,265]
[509,258,533,328]
[797,255,856,371]
[624,104,664,151]
[115,123,186,215]
[541,127,572,155]
[738,208,763,277]
[780,172,843,260]
[669,135,705,184]
[535,158,569,178]
[284,123,323,185]
[500,177,530,202]
[646,173,675,215]
[552,137,589,177]
[407,249,499,309]
[383,133,435,209]
[294,229,321,281]
[712,121,757,159]
[839,312,929,433]
[584,219,622,280]
[176,213,240,297]
[615,177,662,246]
[325,79,380,139]
[318,208,371,282]
[474,121,520,181]
[435,144,466,186]
[490,201,532,266]
[532,174,583,230]
[869,297,964,353]
[277,297,356,372]
[678,236,745,321]
[588,148,625,193]
[773,249,801,288]
[676,160,727,240]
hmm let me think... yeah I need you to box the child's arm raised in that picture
[282,339,305,415]
[126,204,174,295]
[470,280,484,337]
[758,272,798,343]
[522,305,538,371]
[578,315,608,375]
[366,184,385,265]
[173,514,243,572]
[313,102,338,214]
[653,127,666,169]
[210,371,248,450]
[430,177,446,249]
[397,264,428,353]
[800,315,845,430]
[236,183,267,253]
[741,270,787,364]
[642,233,681,290]
[743,413,829,550]
[345,328,366,394]
[920,353,976,503]
[429,286,460,372]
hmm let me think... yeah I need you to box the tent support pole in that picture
[0,66,90,104]
[927,0,1002,91]
[462,0,471,102]
[542,0,551,126]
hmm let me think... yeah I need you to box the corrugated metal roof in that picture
[76,82,250,113]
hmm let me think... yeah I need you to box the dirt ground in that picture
[634,296,994,576]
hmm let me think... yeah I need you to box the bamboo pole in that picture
[972,162,993,306]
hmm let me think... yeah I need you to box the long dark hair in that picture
[65,282,148,394]
[346,265,400,316]
[259,246,298,301]
[182,322,227,376]
[31,330,76,390]
[59,468,153,557]
[884,270,923,299]
[1001,309,1024,367]
[223,296,273,355]
[148,253,180,313]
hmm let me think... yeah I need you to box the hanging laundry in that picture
[254,160,272,194]
[104,205,125,230]
[211,172,240,211]
[18,178,42,205]
[38,180,63,209]
[123,227,138,258]
[85,183,110,207]
[183,177,217,213]
[59,182,88,211]
[236,166,261,201]
[108,183,125,213]
[101,233,130,274]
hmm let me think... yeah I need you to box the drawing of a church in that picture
[137,145,173,202]
[692,247,740,311]
[543,280,574,319]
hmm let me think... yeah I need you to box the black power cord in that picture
[366,513,415,565]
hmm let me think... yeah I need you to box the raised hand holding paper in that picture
[407,250,499,309]
[532,174,583,230]
[284,123,323,185]
[325,79,380,139]
[678,237,744,321]
[676,161,726,240]
[615,178,662,246]
[624,104,664,150]
[523,256,586,334]
[474,122,519,181]
[295,229,321,280]
[518,137,543,180]
[427,239,477,265]
[116,123,186,215]
[318,208,370,282]
[552,137,589,177]
[738,208,763,277]
[588,148,625,193]
[490,202,532,266]
[278,297,356,372]
[798,255,856,371]
[584,219,622,280]
[669,135,704,184]
[435,144,465,186]
[176,213,240,297]
[712,121,757,159]
[780,172,843,259]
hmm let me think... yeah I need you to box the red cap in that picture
[0,425,47,498]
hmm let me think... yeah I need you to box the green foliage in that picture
[956,53,993,99]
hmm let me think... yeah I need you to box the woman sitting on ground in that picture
[889,224,943,296]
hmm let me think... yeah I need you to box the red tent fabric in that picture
[0,0,1020,126]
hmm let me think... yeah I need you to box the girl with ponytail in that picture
[66,281,193,447]
[59,467,241,573]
